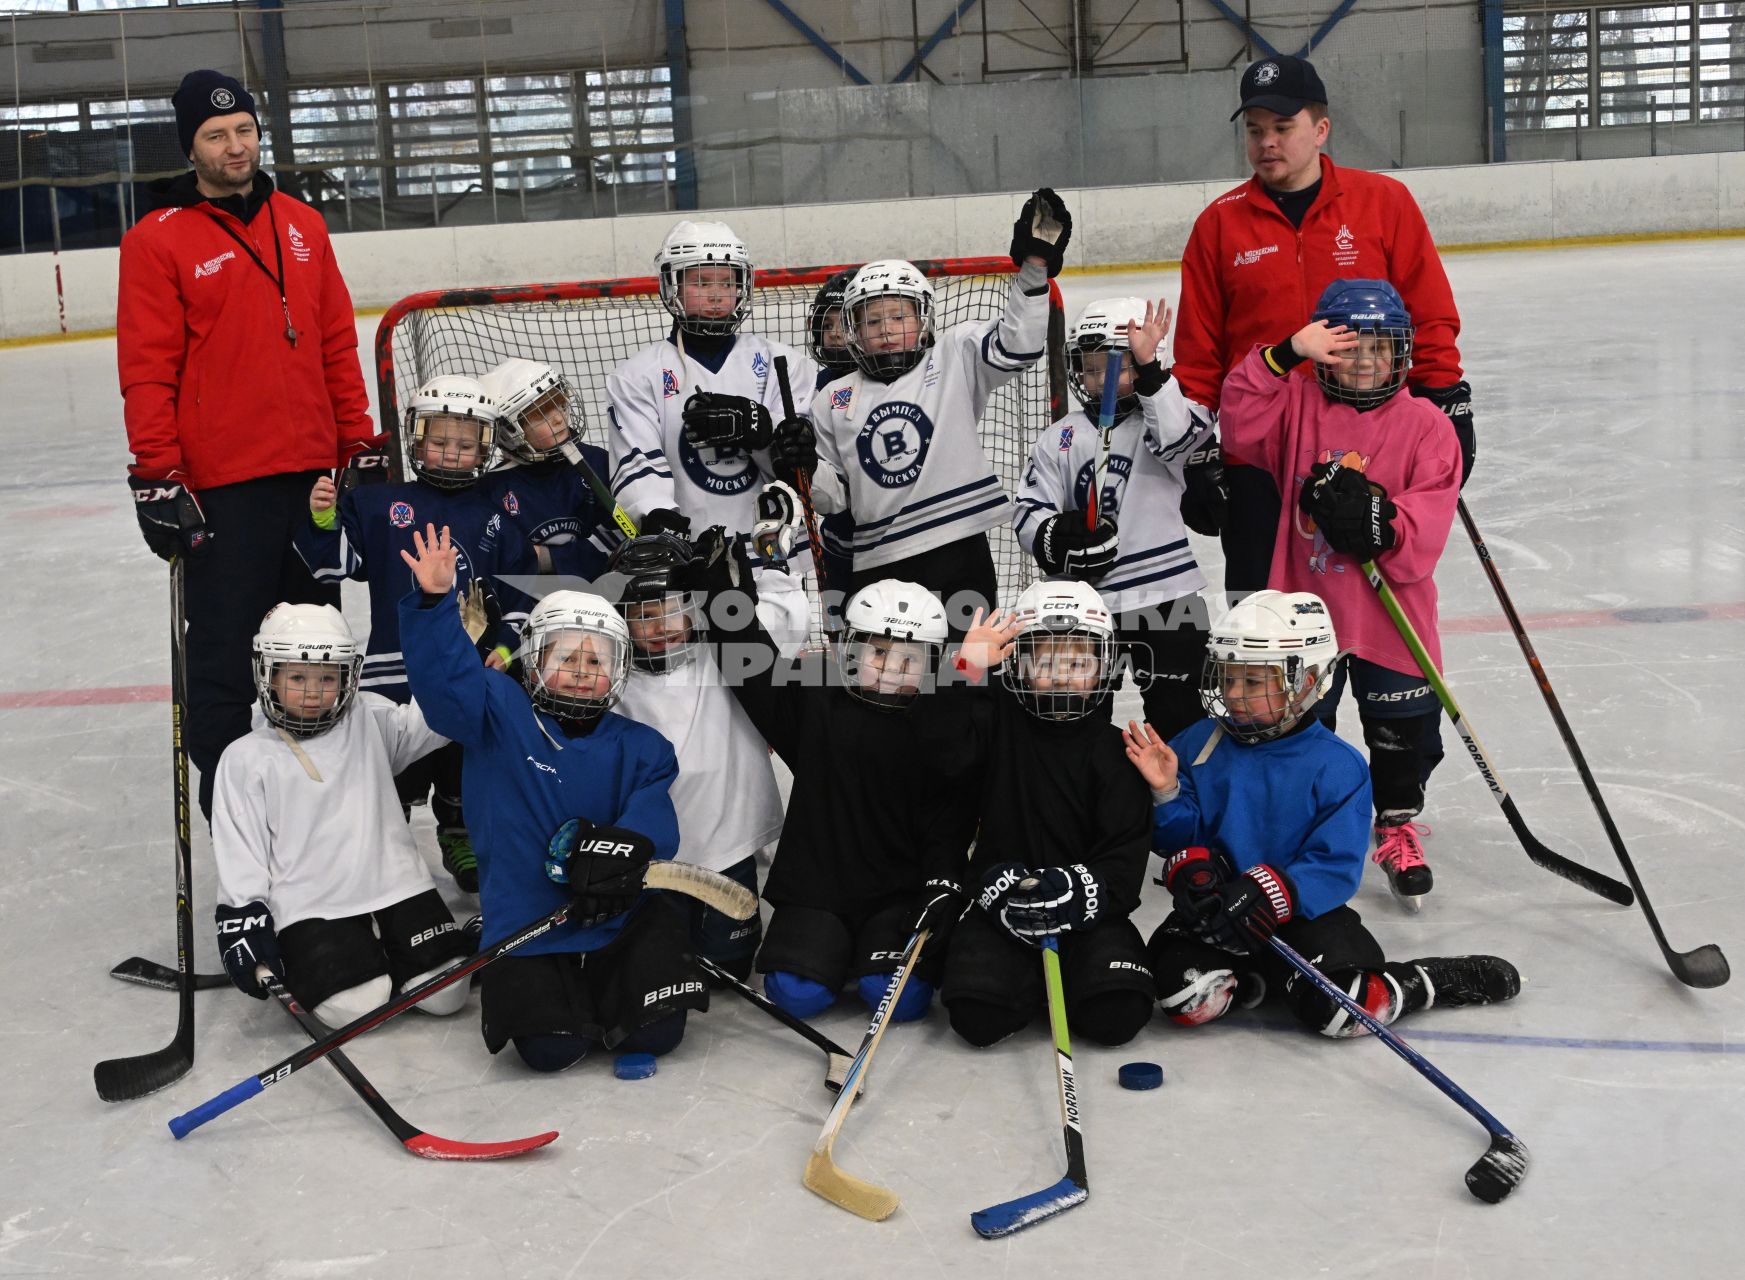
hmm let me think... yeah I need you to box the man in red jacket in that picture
[1173,55,1475,593]
[119,69,376,819]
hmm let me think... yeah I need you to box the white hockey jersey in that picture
[605,332,818,649]
[1012,375,1214,616]
[616,648,782,875]
[805,262,1050,572]
[212,694,448,927]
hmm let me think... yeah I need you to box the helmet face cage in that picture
[1067,299,1145,416]
[838,629,941,710]
[253,650,361,738]
[809,270,857,372]
[657,224,753,338]
[403,380,498,491]
[499,380,576,463]
[1068,345,1139,418]
[844,264,935,379]
[1312,324,1413,410]
[621,590,701,674]
[1007,626,1116,721]
[521,623,630,721]
[1199,653,1322,744]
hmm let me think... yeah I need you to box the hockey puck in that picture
[614,1052,658,1081]
[1118,1061,1164,1091]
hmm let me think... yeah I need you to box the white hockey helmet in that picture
[1201,590,1340,743]
[519,589,632,721]
[402,374,499,490]
[656,219,752,338]
[843,259,935,380]
[478,358,575,463]
[838,579,950,711]
[1067,296,1147,416]
[251,602,362,738]
[1007,577,1118,721]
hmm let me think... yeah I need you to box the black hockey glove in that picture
[682,390,773,453]
[769,415,818,484]
[1178,437,1227,538]
[910,878,970,935]
[1300,460,1397,561]
[337,432,394,498]
[1158,846,1222,913]
[676,524,754,596]
[215,900,283,999]
[1413,380,1476,488]
[640,507,693,539]
[976,861,1030,917]
[544,816,656,927]
[129,472,211,561]
[996,864,1108,943]
[1036,512,1118,583]
[1010,187,1072,278]
[1190,863,1296,954]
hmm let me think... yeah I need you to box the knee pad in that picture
[1159,967,1239,1027]
[1071,989,1153,1047]
[513,1032,589,1073]
[1287,967,1401,1039]
[403,962,468,1016]
[946,997,1028,1048]
[857,973,933,1023]
[312,974,392,1029]
[620,1012,687,1058]
[764,970,836,1020]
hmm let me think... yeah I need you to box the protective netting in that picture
[377,257,1066,624]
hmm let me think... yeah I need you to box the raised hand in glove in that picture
[683,390,773,452]
[1011,187,1072,278]
[1299,460,1397,561]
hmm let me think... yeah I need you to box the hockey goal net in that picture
[374,256,1067,618]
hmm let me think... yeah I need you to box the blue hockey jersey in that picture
[479,449,617,585]
[398,587,680,956]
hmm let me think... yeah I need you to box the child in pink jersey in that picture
[1218,278,1459,911]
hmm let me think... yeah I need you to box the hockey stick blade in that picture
[94,1037,194,1103]
[1509,804,1634,906]
[971,1175,1088,1238]
[696,955,856,1094]
[110,957,229,991]
[803,1149,901,1222]
[1466,1133,1531,1205]
[268,977,558,1161]
[645,861,758,920]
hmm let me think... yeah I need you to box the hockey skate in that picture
[1373,819,1432,911]
[1399,955,1521,1011]
[439,827,479,894]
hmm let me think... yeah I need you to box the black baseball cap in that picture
[1230,55,1328,121]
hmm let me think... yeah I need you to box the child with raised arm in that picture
[1121,591,1518,1036]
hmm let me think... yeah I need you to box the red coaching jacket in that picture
[1173,155,1462,435]
[118,172,373,490]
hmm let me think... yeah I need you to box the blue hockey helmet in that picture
[1309,278,1413,410]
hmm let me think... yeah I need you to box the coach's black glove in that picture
[1300,461,1397,561]
[1178,437,1227,537]
[1035,512,1118,583]
[769,415,818,483]
[1413,381,1475,488]
[544,816,656,927]
[682,390,772,453]
[1011,188,1072,278]
[215,901,283,999]
[337,433,394,498]
[640,507,692,539]
[129,472,211,561]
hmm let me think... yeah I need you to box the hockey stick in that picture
[169,861,757,1139]
[1087,350,1124,531]
[265,973,559,1160]
[1454,500,1727,987]
[970,935,1088,1237]
[559,437,639,542]
[772,355,837,639]
[95,558,198,1102]
[802,925,933,1221]
[109,957,228,991]
[1263,931,1529,1204]
[1359,554,1632,905]
[695,955,855,1093]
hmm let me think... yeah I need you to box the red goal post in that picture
[374,256,1068,609]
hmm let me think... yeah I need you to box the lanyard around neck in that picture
[201,197,298,347]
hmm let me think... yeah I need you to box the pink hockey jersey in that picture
[1219,344,1459,676]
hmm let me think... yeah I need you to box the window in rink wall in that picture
[582,65,675,187]
[1504,4,1745,129]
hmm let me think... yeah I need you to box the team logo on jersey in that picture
[1333,223,1359,267]
[1071,457,1122,520]
[287,221,311,263]
[1233,244,1278,268]
[1057,425,1074,452]
[389,500,415,529]
[193,250,235,279]
[675,434,759,497]
[210,87,236,110]
[501,490,520,516]
[661,369,680,398]
[751,351,769,379]
[830,386,853,411]
[855,401,933,489]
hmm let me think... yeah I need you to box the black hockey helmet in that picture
[809,267,859,373]
[608,532,701,673]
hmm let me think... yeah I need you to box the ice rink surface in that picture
[2,239,1741,1278]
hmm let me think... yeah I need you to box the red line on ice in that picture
[0,684,171,709]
